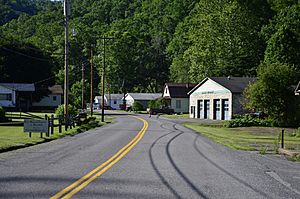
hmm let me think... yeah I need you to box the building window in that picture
[114,100,117,104]
[176,100,181,109]
[0,94,12,101]
[53,96,57,101]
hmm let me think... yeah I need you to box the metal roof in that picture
[188,77,255,94]
[0,83,35,92]
[126,93,162,100]
[104,94,124,100]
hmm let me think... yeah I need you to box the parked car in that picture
[147,107,174,115]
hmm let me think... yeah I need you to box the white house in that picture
[94,94,124,110]
[0,83,35,110]
[188,77,255,120]
[124,93,162,110]
[32,85,63,110]
[163,83,196,113]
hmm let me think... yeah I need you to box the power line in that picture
[0,46,51,62]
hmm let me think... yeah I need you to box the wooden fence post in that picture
[281,129,284,148]
[45,114,49,137]
[51,114,54,135]
[59,115,62,133]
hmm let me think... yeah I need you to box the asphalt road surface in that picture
[0,111,299,199]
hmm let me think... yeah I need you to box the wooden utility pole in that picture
[90,47,94,116]
[64,0,70,126]
[101,38,106,122]
[82,63,85,110]
[101,37,114,122]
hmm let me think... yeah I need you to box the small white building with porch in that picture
[162,83,196,113]
[0,83,35,111]
[188,77,255,120]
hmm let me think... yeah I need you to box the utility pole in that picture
[64,0,70,126]
[81,63,85,110]
[90,47,93,116]
[101,37,114,122]
[101,38,106,122]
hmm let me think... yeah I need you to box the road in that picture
[0,111,299,199]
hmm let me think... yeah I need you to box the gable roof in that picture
[49,85,63,94]
[0,83,35,92]
[126,93,162,100]
[164,83,197,98]
[188,77,255,94]
[104,94,124,100]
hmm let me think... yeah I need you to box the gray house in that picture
[163,83,196,113]
[188,77,255,120]
[124,93,162,110]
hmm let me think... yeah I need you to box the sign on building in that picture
[24,119,48,133]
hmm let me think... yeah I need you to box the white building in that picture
[123,93,162,110]
[94,94,124,110]
[163,83,196,113]
[0,83,35,110]
[32,85,63,110]
[188,77,255,120]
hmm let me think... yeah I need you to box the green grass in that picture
[161,113,190,119]
[0,114,113,152]
[184,123,300,152]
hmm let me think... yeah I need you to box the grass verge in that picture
[184,123,300,153]
[161,114,190,119]
[0,115,113,153]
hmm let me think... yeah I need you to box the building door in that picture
[204,100,210,119]
[197,100,203,119]
[191,106,196,118]
[213,99,221,120]
[222,99,229,120]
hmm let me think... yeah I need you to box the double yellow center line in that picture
[51,116,148,199]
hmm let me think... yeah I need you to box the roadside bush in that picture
[55,104,78,117]
[148,98,168,109]
[0,106,6,122]
[132,101,144,111]
[225,114,274,128]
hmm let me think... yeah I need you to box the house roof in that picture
[49,85,63,94]
[126,93,162,100]
[0,83,35,92]
[104,94,124,100]
[164,83,197,98]
[188,77,255,94]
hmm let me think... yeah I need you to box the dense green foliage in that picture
[244,63,300,126]
[148,98,168,109]
[132,101,144,111]
[225,114,274,128]
[1,0,300,119]
[55,104,78,117]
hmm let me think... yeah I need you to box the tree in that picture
[262,4,300,72]
[167,0,272,82]
[243,63,300,126]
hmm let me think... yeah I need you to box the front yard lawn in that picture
[184,123,300,152]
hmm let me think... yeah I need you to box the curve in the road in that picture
[51,116,148,199]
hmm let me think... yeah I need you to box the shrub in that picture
[225,114,274,128]
[55,104,78,117]
[0,106,6,122]
[132,101,144,111]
